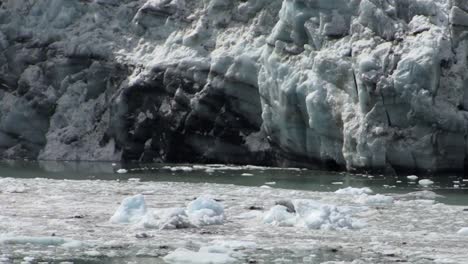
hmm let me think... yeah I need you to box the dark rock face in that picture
[113,65,272,165]
[0,0,284,167]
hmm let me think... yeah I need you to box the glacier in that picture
[1,0,468,172]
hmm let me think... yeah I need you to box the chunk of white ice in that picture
[407,175,419,181]
[187,197,224,226]
[418,179,434,187]
[335,187,373,196]
[110,194,147,224]
[116,169,128,174]
[163,248,236,264]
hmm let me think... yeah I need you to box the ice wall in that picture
[1,0,468,172]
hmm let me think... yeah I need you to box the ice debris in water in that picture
[0,236,84,248]
[335,187,373,195]
[407,175,419,181]
[110,194,147,224]
[357,194,394,206]
[418,179,434,187]
[263,199,363,230]
[187,196,225,226]
[170,166,193,172]
[116,169,128,174]
[263,205,297,227]
[396,190,443,201]
[335,187,393,206]
[164,248,236,264]
[164,240,256,264]
[113,195,225,228]
[141,207,192,230]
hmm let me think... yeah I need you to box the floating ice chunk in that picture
[128,178,141,182]
[199,241,256,256]
[292,199,321,218]
[294,200,358,230]
[457,228,468,235]
[241,173,254,176]
[163,248,236,264]
[407,175,419,181]
[398,190,443,200]
[110,194,147,224]
[418,179,434,187]
[170,166,194,172]
[335,187,373,196]
[4,184,28,193]
[332,182,344,185]
[358,194,394,205]
[116,169,128,174]
[302,205,355,230]
[265,182,276,185]
[263,205,296,227]
[0,236,84,248]
[211,240,257,251]
[141,207,191,229]
[187,197,224,226]
[265,200,362,230]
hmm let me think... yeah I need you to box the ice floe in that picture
[335,187,373,196]
[264,199,363,230]
[418,179,435,187]
[110,194,147,224]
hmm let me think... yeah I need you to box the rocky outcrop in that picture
[1,0,468,173]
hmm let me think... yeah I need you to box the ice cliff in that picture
[1,0,468,173]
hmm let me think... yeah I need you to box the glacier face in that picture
[1,0,468,172]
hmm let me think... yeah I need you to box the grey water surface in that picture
[1,160,467,206]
